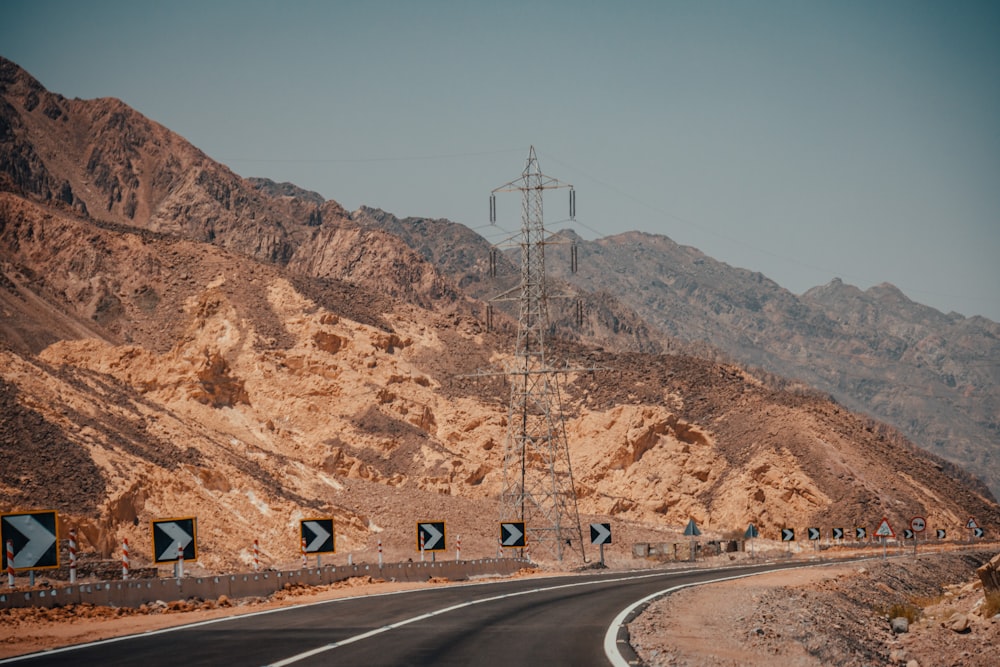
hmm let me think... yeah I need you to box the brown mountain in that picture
[1,57,997,572]
[357,209,999,498]
[541,231,1000,498]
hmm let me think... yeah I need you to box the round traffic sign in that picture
[910,516,926,533]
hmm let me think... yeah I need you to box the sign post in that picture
[500,522,527,559]
[151,517,197,576]
[683,519,701,562]
[874,518,895,560]
[966,518,979,544]
[417,521,446,562]
[781,527,795,553]
[590,523,611,566]
[744,523,759,558]
[807,527,820,550]
[910,516,926,556]
[300,518,335,567]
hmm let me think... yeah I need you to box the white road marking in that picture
[602,560,850,667]
[265,569,702,666]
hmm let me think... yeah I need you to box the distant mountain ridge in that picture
[361,216,1000,499]
[557,230,999,498]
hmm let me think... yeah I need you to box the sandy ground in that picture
[629,550,1000,667]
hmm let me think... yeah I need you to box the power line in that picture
[222,148,523,164]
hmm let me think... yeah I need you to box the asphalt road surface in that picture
[6,560,833,666]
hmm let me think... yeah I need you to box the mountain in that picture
[548,231,999,497]
[1,56,997,571]
[361,214,999,499]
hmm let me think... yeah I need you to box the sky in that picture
[3,1,999,321]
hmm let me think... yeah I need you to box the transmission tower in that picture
[488,146,585,562]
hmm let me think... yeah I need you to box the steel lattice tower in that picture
[488,146,585,562]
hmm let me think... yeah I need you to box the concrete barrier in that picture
[0,558,528,610]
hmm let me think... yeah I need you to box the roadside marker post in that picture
[122,539,130,580]
[456,535,461,562]
[6,540,13,588]
[253,539,260,572]
[176,544,184,578]
[378,539,383,567]
[68,528,78,583]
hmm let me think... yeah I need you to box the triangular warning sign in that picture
[874,517,895,538]
[966,517,979,529]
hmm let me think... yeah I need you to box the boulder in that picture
[943,612,970,633]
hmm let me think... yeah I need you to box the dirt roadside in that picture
[628,550,1000,667]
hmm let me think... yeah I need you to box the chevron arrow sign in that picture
[1,510,59,570]
[301,518,335,554]
[151,517,197,563]
[417,522,446,551]
[500,522,526,548]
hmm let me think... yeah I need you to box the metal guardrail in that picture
[0,558,530,610]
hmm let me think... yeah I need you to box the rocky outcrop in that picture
[2,192,999,570]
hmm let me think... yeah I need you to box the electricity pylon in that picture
[488,146,585,562]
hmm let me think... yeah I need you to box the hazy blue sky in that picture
[3,1,999,321]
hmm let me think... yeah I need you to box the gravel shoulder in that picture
[628,550,1000,667]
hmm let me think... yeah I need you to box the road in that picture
[6,560,835,666]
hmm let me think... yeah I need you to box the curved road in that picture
[6,560,843,666]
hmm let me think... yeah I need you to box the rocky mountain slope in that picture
[1,57,997,572]
[548,230,999,498]
[360,214,1000,499]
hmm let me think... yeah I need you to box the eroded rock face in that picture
[1,55,998,573]
[3,196,999,570]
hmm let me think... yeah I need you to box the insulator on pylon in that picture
[490,247,497,277]
[490,194,496,223]
[569,188,576,220]
[570,243,578,273]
